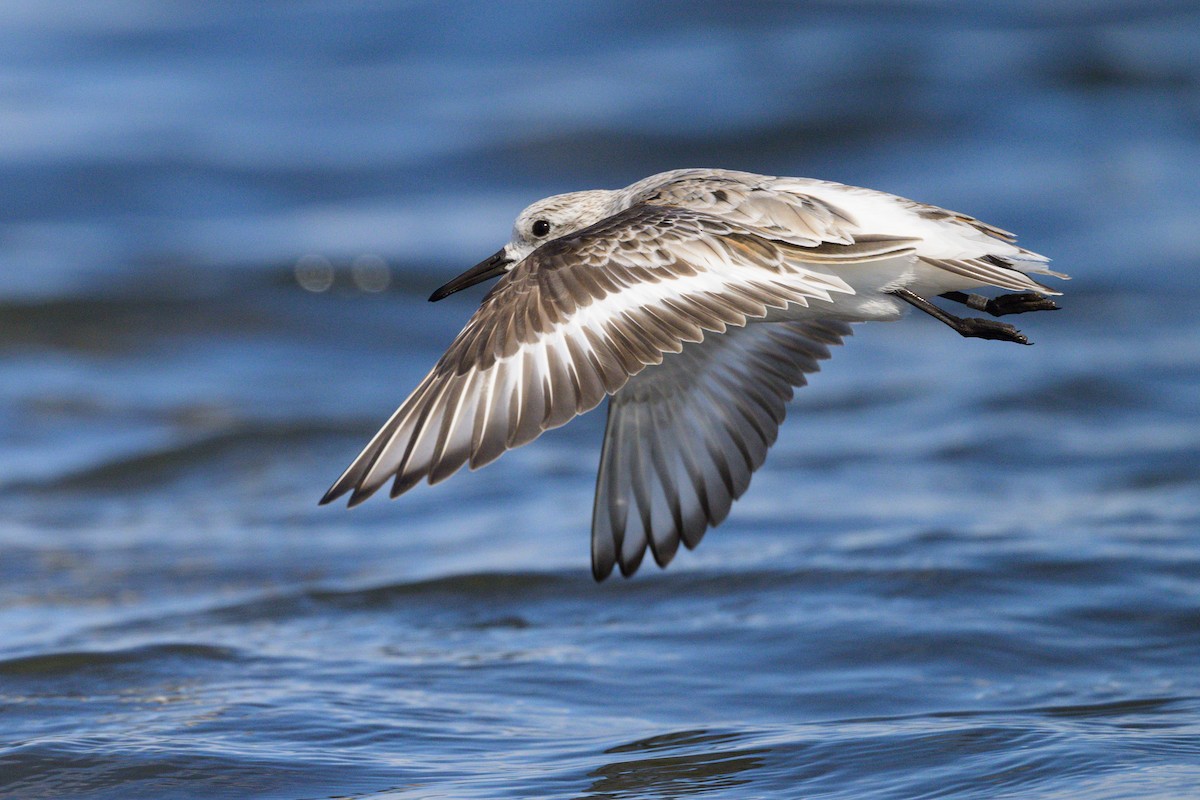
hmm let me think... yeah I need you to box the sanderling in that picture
[321,168,1067,580]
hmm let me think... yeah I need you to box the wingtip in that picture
[346,487,375,508]
[318,485,366,508]
[617,554,643,579]
[388,470,426,500]
[318,485,345,506]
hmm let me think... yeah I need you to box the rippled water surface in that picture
[2,3,1199,798]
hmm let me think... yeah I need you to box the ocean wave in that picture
[9,423,365,494]
[0,642,239,678]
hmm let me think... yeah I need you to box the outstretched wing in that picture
[591,319,851,580]
[321,203,893,508]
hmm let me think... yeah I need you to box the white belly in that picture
[767,254,988,324]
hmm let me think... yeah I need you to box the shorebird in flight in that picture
[321,169,1066,580]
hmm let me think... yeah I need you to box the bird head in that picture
[429,190,616,301]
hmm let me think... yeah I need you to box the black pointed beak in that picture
[428,248,513,302]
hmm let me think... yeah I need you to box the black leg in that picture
[939,291,1059,317]
[891,288,1031,345]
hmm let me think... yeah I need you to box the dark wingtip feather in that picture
[618,547,645,579]
[346,486,376,508]
[592,558,613,583]
[319,480,353,506]
[389,469,427,499]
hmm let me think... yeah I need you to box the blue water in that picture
[2,3,1199,798]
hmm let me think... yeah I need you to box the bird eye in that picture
[532,219,551,237]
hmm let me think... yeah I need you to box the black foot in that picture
[940,291,1059,317]
[891,287,1033,345]
[986,292,1059,316]
[955,316,1030,345]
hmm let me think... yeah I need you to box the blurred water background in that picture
[2,2,1199,798]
